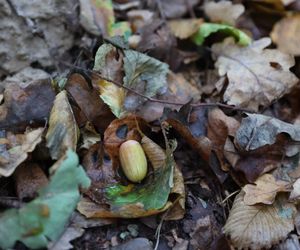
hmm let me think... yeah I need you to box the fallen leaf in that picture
[123,49,169,111]
[243,174,290,205]
[79,0,114,36]
[271,14,300,56]
[212,37,299,110]
[235,113,300,151]
[224,191,296,250]
[46,91,79,160]
[0,150,91,249]
[0,127,44,177]
[14,163,48,200]
[192,23,251,46]
[0,80,55,132]
[66,72,114,133]
[168,19,203,39]
[204,1,245,26]
[158,0,200,19]
[93,43,125,117]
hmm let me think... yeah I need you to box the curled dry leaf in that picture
[212,37,299,110]
[0,127,44,177]
[46,91,79,160]
[224,191,296,250]
[271,14,300,56]
[204,1,245,26]
[243,174,291,205]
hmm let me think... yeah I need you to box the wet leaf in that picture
[192,23,251,46]
[271,14,300,56]
[0,150,91,249]
[224,191,296,250]
[212,37,299,110]
[0,128,44,177]
[204,1,245,26]
[243,174,291,205]
[46,91,79,160]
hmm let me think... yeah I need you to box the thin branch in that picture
[61,62,256,113]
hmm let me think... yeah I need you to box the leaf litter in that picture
[1,0,300,249]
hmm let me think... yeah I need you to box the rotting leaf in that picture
[192,23,251,46]
[243,174,291,205]
[46,91,79,160]
[123,49,169,111]
[212,37,299,110]
[93,43,125,117]
[0,127,44,177]
[0,80,55,132]
[224,191,296,250]
[0,150,91,249]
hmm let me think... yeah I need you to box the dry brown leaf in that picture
[0,128,44,177]
[168,19,203,39]
[243,174,290,205]
[224,191,295,250]
[204,1,245,26]
[46,91,79,160]
[212,37,298,110]
[271,15,300,56]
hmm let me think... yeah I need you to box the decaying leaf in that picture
[271,14,300,56]
[0,127,44,177]
[123,49,169,110]
[204,1,245,26]
[168,19,203,39]
[243,174,291,205]
[212,37,299,110]
[224,191,296,250]
[46,91,79,160]
[235,113,300,151]
[0,150,91,249]
[0,80,55,132]
[93,43,125,117]
[192,23,251,46]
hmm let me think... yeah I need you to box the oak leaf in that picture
[212,38,299,110]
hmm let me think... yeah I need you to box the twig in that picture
[61,62,256,113]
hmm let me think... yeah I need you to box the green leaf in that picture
[0,150,91,249]
[105,147,174,210]
[123,49,169,97]
[192,23,251,46]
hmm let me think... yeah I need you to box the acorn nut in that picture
[119,140,147,183]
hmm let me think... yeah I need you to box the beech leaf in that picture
[212,37,299,110]
[224,191,295,250]
[243,174,291,205]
